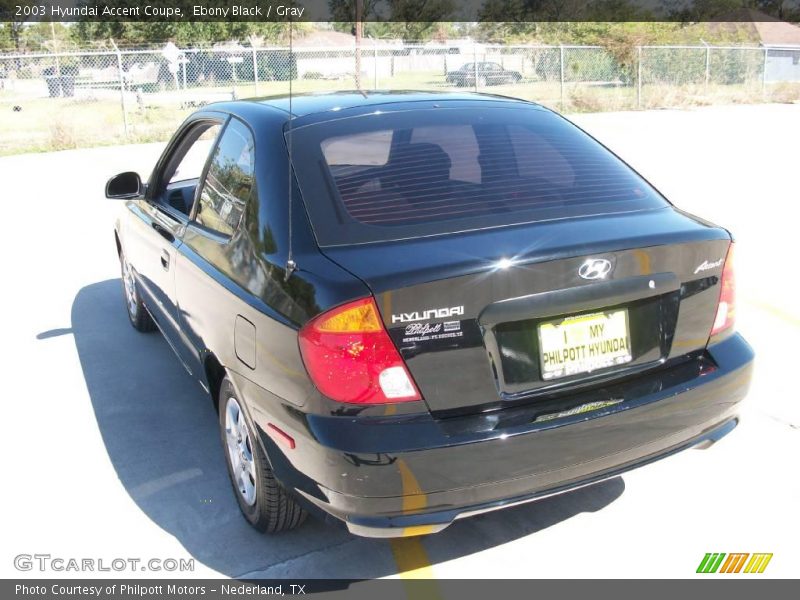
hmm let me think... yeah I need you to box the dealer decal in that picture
[402,320,463,343]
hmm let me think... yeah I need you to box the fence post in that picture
[51,22,62,82]
[374,40,379,90]
[704,45,710,93]
[252,47,259,96]
[110,40,129,138]
[637,46,642,109]
[559,45,565,111]
[473,43,479,92]
[762,47,769,96]
[181,54,187,90]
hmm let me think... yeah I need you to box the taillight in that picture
[711,244,736,336]
[298,297,421,404]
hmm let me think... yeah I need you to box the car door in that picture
[173,117,257,375]
[127,117,224,372]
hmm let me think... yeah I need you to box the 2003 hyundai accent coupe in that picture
[108,91,753,537]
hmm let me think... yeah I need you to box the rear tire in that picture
[218,377,307,533]
[120,249,156,333]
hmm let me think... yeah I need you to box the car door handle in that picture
[160,249,170,271]
[151,222,175,243]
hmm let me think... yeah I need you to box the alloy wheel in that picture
[224,396,258,506]
[121,256,138,318]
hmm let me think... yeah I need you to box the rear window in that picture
[290,106,667,246]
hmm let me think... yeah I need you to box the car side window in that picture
[169,125,221,185]
[194,118,255,237]
[155,121,222,217]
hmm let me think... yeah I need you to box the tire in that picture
[218,377,307,533]
[120,249,156,332]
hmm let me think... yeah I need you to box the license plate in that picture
[538,309,632,381]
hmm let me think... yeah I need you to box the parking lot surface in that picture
[0,103,797,578]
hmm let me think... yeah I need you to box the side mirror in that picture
[106,171,143,199]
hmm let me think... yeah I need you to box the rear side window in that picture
[290,105,667,246]
[195,118,255,237]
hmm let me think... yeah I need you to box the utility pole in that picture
[354,0,363,91]
[559,45,565,111]
[110,38,129,138]
[51,21,61,79]
[637,46,642,109]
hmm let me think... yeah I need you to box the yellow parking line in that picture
[389,460,437,581]
[390,536,436,579]
[397,460,427,512]
[632,248,652,275]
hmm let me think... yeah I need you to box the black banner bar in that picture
[2,0,800,23]
[2,579,799,600]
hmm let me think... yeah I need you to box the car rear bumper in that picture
[259,333,753,537]
[334,416,738,537]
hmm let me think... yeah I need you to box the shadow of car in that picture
[66,278,625,578]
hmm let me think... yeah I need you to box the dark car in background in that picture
[107,91,752,537]
[446,62,523,87]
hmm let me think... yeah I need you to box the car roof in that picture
[203,91,545,130]
[252,90,533,117]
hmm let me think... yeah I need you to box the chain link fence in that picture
[1,42,798,155]
[638,45,800,108]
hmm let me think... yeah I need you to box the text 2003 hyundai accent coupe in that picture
[108,92,753,537]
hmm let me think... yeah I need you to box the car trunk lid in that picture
[320,208,731,416]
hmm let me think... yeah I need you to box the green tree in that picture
[385,1,456,40]
[329,0,456,41]
[478,0,589,25]
[0,0,29,52]
[0,23,15,51]
[666,0,796,20]
[69,20,300,48]
[328,0,383,23]
[19,22,71,51]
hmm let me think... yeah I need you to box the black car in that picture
[108,91,753,537]
[446,62,523,87]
